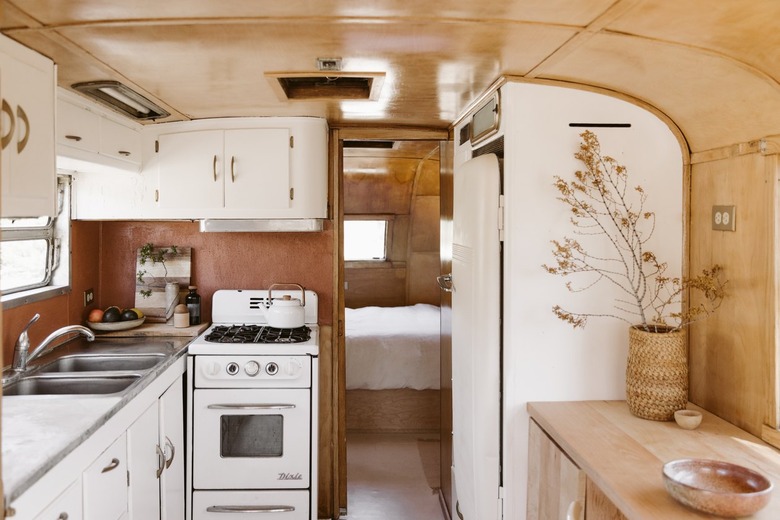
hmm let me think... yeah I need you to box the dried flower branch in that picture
[543,131,727,332]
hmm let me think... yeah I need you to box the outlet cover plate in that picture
[712,205,736,231]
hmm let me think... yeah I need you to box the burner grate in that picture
[205,324,311,344]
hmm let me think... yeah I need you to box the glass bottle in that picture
[185,286,201,326]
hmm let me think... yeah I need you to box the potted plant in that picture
[136,243,179,298]
[543,131,727,421]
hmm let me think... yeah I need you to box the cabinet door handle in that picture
[101,457,120,473]
[118,150,131,156]
[164,436,175,469]
[57,513,69,520]
[212,155,218,182]
[16,105,29,153]
[206,505,295,513]
[156,444,165,478]
[64,134,82,142]
[566,500,584,520]
[1,99,14,150]
[231,156,236,182]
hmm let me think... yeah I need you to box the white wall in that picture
[470,82,683,519]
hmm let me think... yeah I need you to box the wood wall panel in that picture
[344,267,406,308]
[407,253,441,305]
[689,153,775,436]
[345,389,440,432]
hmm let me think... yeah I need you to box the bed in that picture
[345,304,441,432]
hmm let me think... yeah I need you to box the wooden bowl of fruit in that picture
[87,306,146,331]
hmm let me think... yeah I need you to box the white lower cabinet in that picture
[33,478,83,520]
[128,375,185,520]
[83,432,128,520]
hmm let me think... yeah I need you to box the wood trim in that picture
[769,153,780,430]
[345,389,441,433]
[336,127,448,141]
[332,128,347,518]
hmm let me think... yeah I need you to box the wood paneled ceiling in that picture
[3,0,780,152]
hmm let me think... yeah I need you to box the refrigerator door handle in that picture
[437,273,455,292]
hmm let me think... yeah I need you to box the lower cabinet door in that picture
[128,401,161,520]
[527,419,585,520]
[192,491,310,520]
[83,432,128,520]
[33,478,83,520]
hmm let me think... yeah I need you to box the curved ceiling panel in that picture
[538,32,780,152]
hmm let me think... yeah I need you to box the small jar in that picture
[173,304,189,328]
[185,286,201,326]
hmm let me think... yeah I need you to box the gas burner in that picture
[205,324,311,344]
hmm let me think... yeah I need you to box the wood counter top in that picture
[89,322,209,338]
[527,401,780,519]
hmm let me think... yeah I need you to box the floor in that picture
[345,432,446,520]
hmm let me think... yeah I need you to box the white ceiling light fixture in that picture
[72,81,170,120]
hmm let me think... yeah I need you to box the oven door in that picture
[193,388,311,489]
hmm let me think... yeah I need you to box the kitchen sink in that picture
[38,354,166,373]
[3,374,142,396]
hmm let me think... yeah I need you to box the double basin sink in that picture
[3,342,173,397]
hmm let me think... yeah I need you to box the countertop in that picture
[88,321,208,337]
[528,401,780,519]
[2,335,193,504]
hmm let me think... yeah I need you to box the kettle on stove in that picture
[264,283,306,328]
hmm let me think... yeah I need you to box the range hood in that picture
[199,219,323,233]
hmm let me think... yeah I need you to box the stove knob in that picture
[226,362,240,376]
[285,359,302,376]
[244,360,260,377]
[205,362,221,376]
[266,362,279,376]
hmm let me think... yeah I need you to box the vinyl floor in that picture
[344,432,446,520]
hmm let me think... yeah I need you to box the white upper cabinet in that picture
[150,117,327,220]
[0,34,56,218]
[57,88,142,174]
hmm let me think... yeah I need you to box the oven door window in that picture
[221,415,283,457]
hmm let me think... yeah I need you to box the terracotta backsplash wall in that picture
[3,219,334,365]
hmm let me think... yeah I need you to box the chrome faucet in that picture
[12,313,96,373]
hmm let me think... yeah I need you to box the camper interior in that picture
[2,1,780,519]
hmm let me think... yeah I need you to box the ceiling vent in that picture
[266,73,384,101]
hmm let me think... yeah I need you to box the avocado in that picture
[103,306,121,322]
[120,309,139,321]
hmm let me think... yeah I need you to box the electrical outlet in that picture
[84,288,95,307]
[712,205,736,231]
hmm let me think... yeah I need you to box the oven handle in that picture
[206,505,295,514]
[206,404,296,410]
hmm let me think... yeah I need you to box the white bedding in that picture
[346,304,441,390]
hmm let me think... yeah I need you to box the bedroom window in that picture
[344,218,390,261]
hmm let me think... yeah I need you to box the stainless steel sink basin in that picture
[3,374,142,396]
[38,354,166,373]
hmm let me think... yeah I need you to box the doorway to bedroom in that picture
[340,138,447,519]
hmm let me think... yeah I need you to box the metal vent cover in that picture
[266,72,385,101]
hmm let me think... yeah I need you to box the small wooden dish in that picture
[674,409,702,430]
[663,458,773,517]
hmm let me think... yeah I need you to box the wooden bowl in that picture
[663,459,773,517]
[86,317,145,332]
[674,409,702,430]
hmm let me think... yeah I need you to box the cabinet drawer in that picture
[83,432,128,520]
[192,491,310,520]
[34,478,83,520]
[101,117,141,163]
[58,100,100,153]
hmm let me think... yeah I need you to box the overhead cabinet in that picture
[156,128,290,212]
[151,117,328,220]
[0,34,56,218]
[57,90,143,173]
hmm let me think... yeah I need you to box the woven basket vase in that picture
[626,325,687,421]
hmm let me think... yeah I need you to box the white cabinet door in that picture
[160,375,185,520]
[128,402,162,520]
[157,130,223,210]
[0,34,56,217]
[57,99,100,153]
[83,432,128,520]
[33,478,83,520]
[224,128,290,210]
[101,117,141,164]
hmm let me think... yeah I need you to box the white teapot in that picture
[264,283,306,328]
